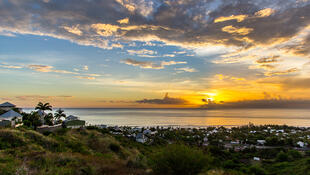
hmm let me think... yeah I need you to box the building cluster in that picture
[0,102,86,129]
[0,102,22,127]
[94,124,310,154]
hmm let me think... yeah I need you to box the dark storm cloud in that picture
[0,0,310,52]
[136,93,187,104]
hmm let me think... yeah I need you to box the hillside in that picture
[0,128,147,175]
[2,127,310,175]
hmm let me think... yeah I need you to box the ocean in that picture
[22,108,310,127]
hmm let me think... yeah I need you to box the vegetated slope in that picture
[0,128,147,175]
[2,127,310,175]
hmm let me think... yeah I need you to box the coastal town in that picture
[2,101,310,174]
[97,123,310,153]
[1,101,310,154]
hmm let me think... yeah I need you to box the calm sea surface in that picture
[23,108,310,127]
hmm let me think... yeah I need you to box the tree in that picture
[44,113,54,126]
[22,111,42,130]
[35,102,52,112]
[54,108,66,121]
[276,151,289,162]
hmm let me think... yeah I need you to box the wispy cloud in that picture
[175,67,197,73]
[265,68,299,76]
[14,95,73,101]
[256,56,280,64]
[163,54,175,57]
[0,63,22,69]
[28,65,53,72]
[121,59,186,69]
[75,76,96,80]
[201,99,310,109]
[127,49,157,57]
[28,65,79,74]
[83,65,89,71]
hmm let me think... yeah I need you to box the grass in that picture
[2,127,310,175]
[0,128,146,175]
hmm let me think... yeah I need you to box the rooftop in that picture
[0,102,16,108]
[0,110,22,119]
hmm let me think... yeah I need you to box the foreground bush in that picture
[150,144,212,175]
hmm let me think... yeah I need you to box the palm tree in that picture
[35,102,52,113]
[54,108,66,121]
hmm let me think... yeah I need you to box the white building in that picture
[231,140,240,144]
[253,157,260,161]
[66,115,79,121]
[64,120,86,129]
[98,124,107,129]
[136,133,147,143]
[297,141,305,148]
[257,140,266,145]
[37,110,47,124]
[0,110,22,127]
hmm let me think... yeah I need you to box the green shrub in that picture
[249,165,266,175]
[276,151,289,162]
[288,150,302,159]
[127,154,147,169]
[223,160,240,169]
[109,143,120,153]
[150,144,211,175]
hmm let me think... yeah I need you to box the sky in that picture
[0,0,310,108]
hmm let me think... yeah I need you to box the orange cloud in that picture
[255,8,275,18]
[117,17,129,24]
[214,15,248,23]
[222,25,253,35]
[63,25,83,36]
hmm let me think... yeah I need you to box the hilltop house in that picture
[297,141,306,148]
[143,129,152,135]
[66,115,79,121]
[37,109,48,124]
[0,102,16,111]
[63,115,85,129]
[0,110,22,127]
[136,133,147,143]
[257,140,266,145]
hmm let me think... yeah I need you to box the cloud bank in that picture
[121,58,186,69]
[0,0,309,51]
[136,93,187,104]
[201,99,310,109]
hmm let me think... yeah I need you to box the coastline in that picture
[22,108,310,127]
